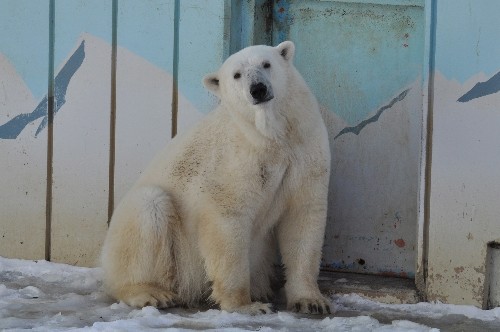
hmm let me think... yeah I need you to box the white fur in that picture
[101,41,331,315]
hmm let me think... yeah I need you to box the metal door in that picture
[272,0,426,277]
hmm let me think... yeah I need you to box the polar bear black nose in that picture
[250,83,268,102]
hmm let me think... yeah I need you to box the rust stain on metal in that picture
[395,238,406,248]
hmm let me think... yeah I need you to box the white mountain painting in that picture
[51,33,205,265]
[426,71,500,305]
[11,32,489,274]
[458,71,500,102]
[0,33,205,265]
[0,53,46,259]
[322,80,423,277]
[322,70,500,276]
[0,53,38,135]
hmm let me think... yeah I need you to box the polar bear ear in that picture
[203,73,220,97]
[276,41,295,62]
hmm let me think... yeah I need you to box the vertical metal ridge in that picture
[228,0,241,56]
[45,0,55,261]
[108,0,118,225]
[422,0,437,287]
[222,0,233,59]
[171,0,180,138]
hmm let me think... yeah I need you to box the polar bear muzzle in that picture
[250,82,274,105]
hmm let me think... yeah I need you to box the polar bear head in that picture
[203,41,296,141]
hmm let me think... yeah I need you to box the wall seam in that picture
[422,0,437,288]
[171,0,180,138]
[45,0,55,261]
[108,0,118,225]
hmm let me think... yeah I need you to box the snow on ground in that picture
[1,257,499,331]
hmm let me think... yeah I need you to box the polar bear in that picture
[101,41,331,315]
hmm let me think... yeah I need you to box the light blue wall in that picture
[0,0,49,99]
[0,0,227,112]
[436,0,500,82]
[117,0,175,72]
[54,1,111,75]
[178,0,227,113]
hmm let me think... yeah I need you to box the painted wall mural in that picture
[333,88,410,139]
[0,0,424,274]
[458,71,500,103]
[0,41,85,139]
[0,0,223,265]
[272,0,425,277]
[2,0,500,308]
[425,0,500,308]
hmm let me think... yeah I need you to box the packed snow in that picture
[1,257,500,331]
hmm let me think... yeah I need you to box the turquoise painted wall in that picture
[273,0,425,125]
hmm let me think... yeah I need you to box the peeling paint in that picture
[394,239,406,248]
[272,0,290,43]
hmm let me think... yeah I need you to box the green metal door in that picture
[272,0,426,277]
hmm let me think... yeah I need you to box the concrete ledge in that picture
[318,271,421,304]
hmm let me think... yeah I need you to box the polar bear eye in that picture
[233,72,241,79]
[263,62,271,69]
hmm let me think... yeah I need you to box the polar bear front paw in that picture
[125,291,176,309]
[289,296,332,315]
[227,302,274,315]
[118,285,177,309]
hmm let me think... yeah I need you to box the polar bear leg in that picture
[102,186,178,308]
[198,215,273,314]
[277,197,332,315]
[249,233,276,302]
